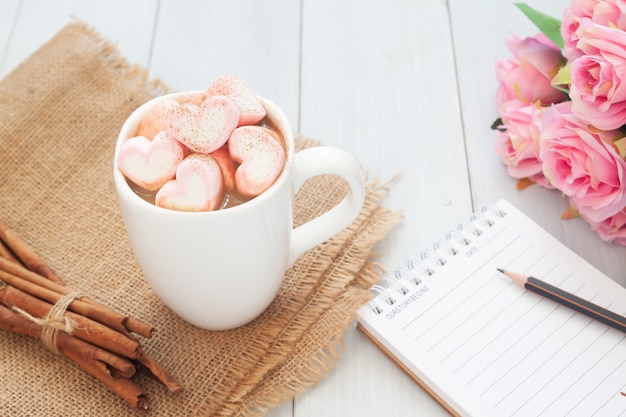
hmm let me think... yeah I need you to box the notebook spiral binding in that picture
[367,203,508,315]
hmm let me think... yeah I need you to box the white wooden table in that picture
[1,1,624,416]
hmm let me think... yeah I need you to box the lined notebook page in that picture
[356,199,626,417]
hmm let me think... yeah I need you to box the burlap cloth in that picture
[0,21,400,416]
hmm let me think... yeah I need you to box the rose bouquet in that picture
[493,1,626,245]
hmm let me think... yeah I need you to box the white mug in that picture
[113,92,365,330]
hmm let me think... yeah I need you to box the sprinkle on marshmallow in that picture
[228,125,285,197]
[166,95,240,154]
[206,74,266,126]
[155,154,224,212]
[117,130,188,191]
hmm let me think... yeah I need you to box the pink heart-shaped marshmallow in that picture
[117,131,188,191]
[206,74,266,126]
[228,126,285,197]
[166,95,240,154]
[155,154,224,212]
[210,145,237,192]
[136,97,180,140]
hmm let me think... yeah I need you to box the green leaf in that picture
[551,64,571,94]
[553,85,570,95]
[514,3,564,49]
[552,64,571,86]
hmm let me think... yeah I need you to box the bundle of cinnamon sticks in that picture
[0,219,182,412]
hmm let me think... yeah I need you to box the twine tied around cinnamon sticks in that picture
[11,291,85,355]
[0,219,183,412]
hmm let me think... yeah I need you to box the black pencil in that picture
[497,268,626,333]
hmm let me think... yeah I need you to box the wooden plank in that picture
[0,0,21,74]
[150,0,301,126]
[296,0,470,415]
[0,0,157,78]
[300,0,472,264]
[448,0,566,208]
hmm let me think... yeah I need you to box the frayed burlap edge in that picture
[220,177,402,417]
[63,18,170,99]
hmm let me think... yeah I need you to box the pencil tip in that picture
[496,268,504,273]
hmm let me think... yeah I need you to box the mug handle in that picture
[288,146,366,266]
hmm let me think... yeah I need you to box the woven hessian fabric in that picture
[0,21,400,416]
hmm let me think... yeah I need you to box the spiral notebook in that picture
[356,199,626,417]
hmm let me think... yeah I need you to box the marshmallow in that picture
[117,130,188,191]
[155,154,224,212]
[210,145,237,192]
[183,92,207,107]
[228,125,285,197]
[136,97,180,140]
[166,95,240,154]
[261,126,285,151]
[206,74,266,126]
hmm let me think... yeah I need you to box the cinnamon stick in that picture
[0,219,183,408]
[0,222,154,338]
[0,304,147,411]
[0,239,20,264]
[0,282,141,359]
[0,303,135,378]
[0,219,64,284]
[137,350,184,394]
[0,256,154,338]
[125,317,155,339]
[63,346,149,412]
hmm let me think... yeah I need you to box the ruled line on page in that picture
[507,327,610,416]
[401,225,514,334]
[416,244,543,357]
[545,340,626,416]
[428,273,511,355]
[405,232,521,340]
[477,310,580,398]
[436,280,533,362]
[453,297,551,378]
[490,319,592,407]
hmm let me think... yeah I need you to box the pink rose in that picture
[569,18,626,130]
[580,206,626,245]
[561,0,626,60]
[496,33,566,106]
[495,99,553,188]
[539,101,626,222]
[561,1,594,60]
